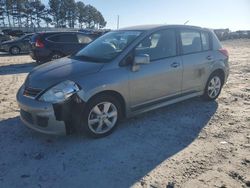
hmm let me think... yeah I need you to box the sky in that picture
[44,0,250,31]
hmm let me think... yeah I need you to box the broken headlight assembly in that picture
[39,80,80,103]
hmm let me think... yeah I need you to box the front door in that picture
[129,29,183,110]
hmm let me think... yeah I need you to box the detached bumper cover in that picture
[17,85,66,135]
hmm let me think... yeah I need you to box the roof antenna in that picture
[184,20,190,25]
[117,15,120,29]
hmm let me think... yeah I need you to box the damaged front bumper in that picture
[16,85,85,135]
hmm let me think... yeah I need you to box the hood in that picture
[25,57,104,89]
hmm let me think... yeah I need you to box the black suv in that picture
[30,32,101,63]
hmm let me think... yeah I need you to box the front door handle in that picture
[171,62,180,68]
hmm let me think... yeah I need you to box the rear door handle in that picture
[206,55,213,60]
[171,62,180,68]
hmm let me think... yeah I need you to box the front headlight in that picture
[39,80,80,103]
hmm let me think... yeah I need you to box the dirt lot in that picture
[0,39,249,188]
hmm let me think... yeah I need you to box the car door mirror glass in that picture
[132,54,150,72]
[134,54,150,65]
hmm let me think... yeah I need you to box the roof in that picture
[119,24,206,31]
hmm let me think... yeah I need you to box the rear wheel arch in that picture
[50,51,65,60]
[51,50,64,55]
[210,69,225,85]
[9,46,21,55]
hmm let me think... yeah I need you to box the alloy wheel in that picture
[11,47,20,55]
[208,76,221,98]
[88,102,118,134]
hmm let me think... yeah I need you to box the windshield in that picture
[73,31,142,62]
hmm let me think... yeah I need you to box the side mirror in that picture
[134,54,150,65]
[132,54,150,72]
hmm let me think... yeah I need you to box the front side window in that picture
[180,30,202,54]
[135,29,177,61]
[74,31,142,62]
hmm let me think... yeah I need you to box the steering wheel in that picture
[99,42,116,54]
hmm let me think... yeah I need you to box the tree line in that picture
[0,0,106,29]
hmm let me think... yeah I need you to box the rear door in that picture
[129,29,183,109]
[47,33,79,55]
[179,29,213,93]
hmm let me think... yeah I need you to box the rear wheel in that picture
[203,72,223,101]
[10,46,20,55]
[50,52,63,61]
[36,61,44,65]
[82,95,122,138]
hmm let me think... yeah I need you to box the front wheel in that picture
[203,73,223,101]
[82,95,122,138]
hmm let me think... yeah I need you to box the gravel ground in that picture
[0,39,249,188]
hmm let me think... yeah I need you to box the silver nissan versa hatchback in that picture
[17,25,229,138]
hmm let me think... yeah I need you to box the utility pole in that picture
[117,15,120,29]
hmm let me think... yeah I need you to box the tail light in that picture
[35,39,44,48]
[219,48,229,58]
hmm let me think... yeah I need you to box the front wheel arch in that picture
[86,90,126,119]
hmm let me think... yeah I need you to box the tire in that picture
[50,52,63,61]
[203,72,224,101]
[36,60,42,65]
[36,60,46,65]
[81,95,122,138]
[9,46,20,55]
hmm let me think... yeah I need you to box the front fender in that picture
[75,67,130,105]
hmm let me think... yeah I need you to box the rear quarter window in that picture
[201,31,211,51]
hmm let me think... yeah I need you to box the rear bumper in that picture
[30,48,51,62]
[224,59,230,84]
[16,85,66,135]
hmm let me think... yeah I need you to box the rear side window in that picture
[48,33,78,43]
[201,31,210,51]
[77,34,93,44]
[180,30,202,54]
[135,29,177,61]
